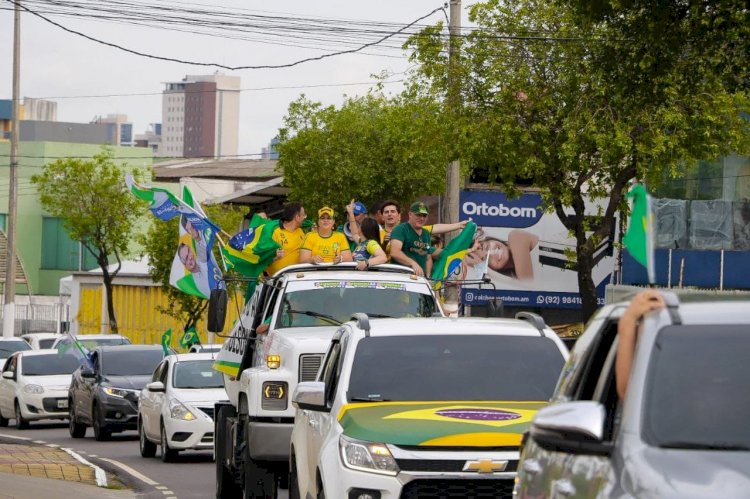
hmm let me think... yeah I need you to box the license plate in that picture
[57,399,68,409]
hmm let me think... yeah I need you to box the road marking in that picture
[162,491,175,496]
[156,486,168,490]
[0,433,31,441]
[98,457,159,486]
[88,454,98,457]
[32,440,47,444]
[62,448,108,487]
[45,444,59,448]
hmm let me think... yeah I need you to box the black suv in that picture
[68,345,164,441]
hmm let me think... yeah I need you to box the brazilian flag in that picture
[179,326,200,349]
[431,222,477,290]
[161,328,173,356]
[221,214,281,301]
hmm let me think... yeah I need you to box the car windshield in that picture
[38,339,57,349]
[347,335,565,402]
[102,350,164,376]
[22,354,80,376]
[172,360,224,389]
[0,341,31,359]
[643,325,750,450]
[276,283,436,328]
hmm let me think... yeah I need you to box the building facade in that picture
[159,73,240,159]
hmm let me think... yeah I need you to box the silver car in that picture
[514,293,750,499]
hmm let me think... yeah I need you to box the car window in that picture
[172,360,224,389]
[642,325,750,450]
[38,339,57,349]
[348,335,565,402]
[276,284,436,328]
[151,361,165,382]
[102,350,164,376]
[0,341,31,359]
[78,337,131,350]
[21,354,80,376]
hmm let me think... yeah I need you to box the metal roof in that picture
[153,158,280,181]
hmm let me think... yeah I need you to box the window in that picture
[0,214,7,232]
[41,217,98,271]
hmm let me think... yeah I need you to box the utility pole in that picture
[3,0,20,337]
[442,0,461,235]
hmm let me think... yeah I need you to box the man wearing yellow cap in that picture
[300,207,353,264]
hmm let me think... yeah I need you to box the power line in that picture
[7,0,447,70]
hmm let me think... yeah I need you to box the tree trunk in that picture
[576,243,598,322]
[101,268,118,333]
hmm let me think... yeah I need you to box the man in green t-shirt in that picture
[389,201,467,276]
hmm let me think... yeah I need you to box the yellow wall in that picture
[76,284,242,350]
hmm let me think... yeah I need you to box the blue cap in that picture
[353,201,368,216]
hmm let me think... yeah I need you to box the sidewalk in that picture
[0,442,135,498]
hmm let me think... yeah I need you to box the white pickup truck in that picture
[210,263,442,498]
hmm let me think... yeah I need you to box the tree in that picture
[407,0,749,319]
[139,203,244,332]
[276,91,456,211]
[32,149,145,332]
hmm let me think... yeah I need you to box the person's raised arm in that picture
[615,290,665,401]
[430,220,468,235]
[345,200,364,243]
[508,230,539,280]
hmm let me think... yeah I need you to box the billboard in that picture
[459,190,616,309]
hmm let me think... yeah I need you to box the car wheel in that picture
[139,418,156,458]
[14,402,29,430]
[242,417,277,499]
[0,410,9,427]
[68,403,86,438]
[92,404,110,441]
[215,405,241,498]
[161,422,178,462]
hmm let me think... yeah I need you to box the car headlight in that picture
[23,384,44,394]
[103,387,132,398]
[169,398,196,421]
[339,435,399,476]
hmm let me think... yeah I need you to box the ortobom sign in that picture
[459,190,616,309]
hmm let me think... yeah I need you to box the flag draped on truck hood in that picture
[337,401,546,447]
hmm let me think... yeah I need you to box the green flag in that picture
[623,184,655,283]
[161,328,173,356]
[179,326,199,349]
[222,215,281,302]
[430,222,477,290]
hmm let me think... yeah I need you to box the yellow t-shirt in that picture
[265,226,305,276]
[301,231,350,263]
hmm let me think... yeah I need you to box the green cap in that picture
[409,201,429,215]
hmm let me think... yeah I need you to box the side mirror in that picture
[2,371,14,380]
[292,381,327,411]
[208,288,228,333]
[146,381,165,393]
[80,367,96,379]
[530,401,613,456]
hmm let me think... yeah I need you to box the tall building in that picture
[160,73,240,159]
[0,98,58,140]
[261,136,280,160]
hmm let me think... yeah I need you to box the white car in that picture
[0,350,80,429]
[0,337,31,362]
[290,315,569,499]
[21,333,61,350]
[138,353,227,462]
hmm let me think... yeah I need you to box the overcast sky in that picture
[0,0,469,157]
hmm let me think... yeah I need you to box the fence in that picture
[0,302,70,336]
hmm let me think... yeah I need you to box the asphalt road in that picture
[0,421,289,499]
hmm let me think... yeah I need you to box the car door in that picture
[79,351,100,423]
[141,361,165,439]
[517,311,621,498]
[307,336,346,491]
[0,355,18,417]
[151,360,170,437]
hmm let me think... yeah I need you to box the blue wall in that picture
[622,249,750,289]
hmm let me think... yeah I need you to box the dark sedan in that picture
[68,345,164,441]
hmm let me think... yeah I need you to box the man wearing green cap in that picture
[389,201,467,276]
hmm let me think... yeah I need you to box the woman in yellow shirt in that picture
[299,207,353,264]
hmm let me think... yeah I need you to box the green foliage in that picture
[31,148,145,332]
[276,92,455,212]
[406,0,750,318]
[139,203,244,331]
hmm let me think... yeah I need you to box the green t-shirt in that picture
[390,222,435,272]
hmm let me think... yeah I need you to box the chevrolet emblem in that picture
[463,459,508,473]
